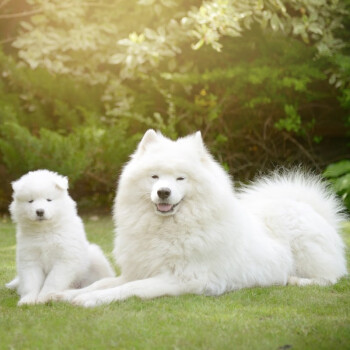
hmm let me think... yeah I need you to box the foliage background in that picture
[0,0,349,212]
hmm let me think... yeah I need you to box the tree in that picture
[0,0,349,210]
[10,0,348,119]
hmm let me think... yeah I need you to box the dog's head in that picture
[10,169,71,224]
[117,129,225,217]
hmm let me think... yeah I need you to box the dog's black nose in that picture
[36,209,44,217]
[157,188,171,199]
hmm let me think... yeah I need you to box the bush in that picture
[324,160,350,211]
[0,50,137,211]
[0,1,349,211]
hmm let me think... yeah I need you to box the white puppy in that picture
[6,169,115,305]
[56,130,347,307]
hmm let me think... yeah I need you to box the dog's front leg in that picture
[18,265,44,306]
[36,264,76,303]
[52,276,126,303]
[72,274,202,307]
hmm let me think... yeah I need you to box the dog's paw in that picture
[49,292,65,302]
[52,289,82,302]
[72,290,119,308]
[36,292,56,304]
[18,294,37,306]
[72,294,101,308]
[288,276,331,287]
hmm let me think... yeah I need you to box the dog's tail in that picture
[239,169,347,230]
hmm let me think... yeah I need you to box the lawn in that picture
[1,215,349,350]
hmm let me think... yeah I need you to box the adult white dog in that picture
[6,169,115,305]
[57,130,347,307]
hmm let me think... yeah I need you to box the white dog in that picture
[56,130,347,307]
[6,169,115,305]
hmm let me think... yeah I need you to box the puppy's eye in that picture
[151,175,159,179]
[46,199,52,202]
[177,177,185,181]
[28,200,34,203]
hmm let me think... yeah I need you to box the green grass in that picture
[1,216,349,350]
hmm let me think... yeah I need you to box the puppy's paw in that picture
[18,294,37,306]
[36,292,56,304]
[49,292,65,302]
[52,289,82,302]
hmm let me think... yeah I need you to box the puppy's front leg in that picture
[36,264,76,303]
[18,266,44,306]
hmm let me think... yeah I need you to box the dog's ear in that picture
[193,131,211,161]
[55,176,69,191]
[194,131,206,153]
[11,179,22,194]
[137,129,158,154]
[194,131,204,147]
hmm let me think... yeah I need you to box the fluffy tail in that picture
[239,169,347,230]
[239,169,347,285]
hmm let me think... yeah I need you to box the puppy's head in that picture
[10,169,70,224]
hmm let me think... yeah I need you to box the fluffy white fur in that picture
[7,169,115,305]
[56,130,347,307]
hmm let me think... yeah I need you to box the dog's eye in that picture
[28,200,34,203]
[151,175,159,179]
[46,199,52,202]
[177,177,185,181]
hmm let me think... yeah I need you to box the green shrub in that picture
[0,0,349,211]
[0,120,137,210]
[324,160,350,211]
[0,121,90,183]
[0,50,136,210]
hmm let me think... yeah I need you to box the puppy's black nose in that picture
[36,209,44,217]
[157,188,171,199]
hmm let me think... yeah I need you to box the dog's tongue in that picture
[157,203,173,212]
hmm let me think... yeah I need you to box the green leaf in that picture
[324,161,350,178]
[332,174,350,193]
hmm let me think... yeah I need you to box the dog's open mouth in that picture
[156,202,179,214]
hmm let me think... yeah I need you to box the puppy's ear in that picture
[11,179,22,193]
[55,176,69,191]
[136,129,158,154]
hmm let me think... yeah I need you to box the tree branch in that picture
[85,170,112,187]
[0,2,120,20]
[0,36,14,44]
[0,0,10,11]
[282,131,320,170]
[0,8,42,19]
